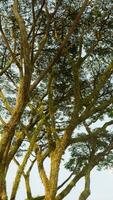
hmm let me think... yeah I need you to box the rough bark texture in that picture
[0,165,7,200]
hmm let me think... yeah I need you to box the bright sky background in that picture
[7,161,113,200]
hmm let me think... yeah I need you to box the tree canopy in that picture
[0,0,113,200]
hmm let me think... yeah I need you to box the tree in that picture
[0,0,113,199]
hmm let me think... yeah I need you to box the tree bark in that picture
[24,175,32,199]
[49,151,61,199]
[79,169,91,200]
[0,165,7,200]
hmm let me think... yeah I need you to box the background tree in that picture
[0,0,113,200]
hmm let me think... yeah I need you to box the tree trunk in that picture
[79,169,91,200]
[45,195,56,200]
[0,165,7,200]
